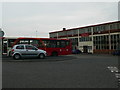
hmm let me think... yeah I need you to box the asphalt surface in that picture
[2,54,119,88]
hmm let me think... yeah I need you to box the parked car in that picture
[72,49,82,54]
[11,44,47,60]
[112,50,120,56]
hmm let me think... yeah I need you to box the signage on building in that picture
[81,33,89,37]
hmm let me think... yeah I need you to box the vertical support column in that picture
[66,31,68,39]
[57,33,58,39]
[108,25,111,54]
[91,27,94,54]
[78,29,79,49]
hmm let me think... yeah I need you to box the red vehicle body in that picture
[12,37,72,56]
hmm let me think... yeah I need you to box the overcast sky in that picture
[1,2,119,38]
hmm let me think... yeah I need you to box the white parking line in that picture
[107,66,119,73]
[115,73,120,78]
[107,66,120,84]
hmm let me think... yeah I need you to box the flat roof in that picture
[49,21,120,34]
[3,37,70,40]
[17,37,70,40]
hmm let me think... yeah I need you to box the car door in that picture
[15,45,26,55]
[25,45,38,57]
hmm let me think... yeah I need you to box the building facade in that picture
[49,21,120,54]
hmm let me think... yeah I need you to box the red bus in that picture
[11,37,72,56]
[2,37,18,55]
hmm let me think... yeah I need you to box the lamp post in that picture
[0,29,4,56]
[0,28,4,90]
[36,30,38,38]
[36,30,37,37]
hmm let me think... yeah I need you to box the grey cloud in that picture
[2,2,118,37]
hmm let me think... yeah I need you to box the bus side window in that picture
[38,41,44,48]
[8,39,16,47]
[66,41,70,46]
[30,40,40,47]
[60,41,66,48]
[42,40,51,48]
[42,40,57,48]
[56,41,60,48]
[18,40,30,44]
[50,40,56,48]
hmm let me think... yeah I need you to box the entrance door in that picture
[83,46,88,53]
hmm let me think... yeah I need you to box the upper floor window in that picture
[58,31,66,36]
[67,30,73,35]
[50,33,57,38]
[79,37,92,42]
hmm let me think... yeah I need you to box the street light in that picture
[0,28,3,90]
[0,29,4,56]
[36,30,38,37]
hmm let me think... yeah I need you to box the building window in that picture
[117,23,120,29]
[73,30,78,35]
[94,34,120,50]
[70,38,78,46]
[88,27,91,33]
[110,23,120,30]
[93,35,109,50]
[101,25,106,31]
[79,37,92,42]
[50,33,58,38]
[67,30,73,35]
[58,31,67,37]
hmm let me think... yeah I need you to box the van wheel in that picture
[39,53,45,59]
[13,54,21,60]
[52,52,58,56]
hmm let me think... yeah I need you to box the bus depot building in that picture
[49,21,120,54]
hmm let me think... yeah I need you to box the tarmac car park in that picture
[2,54,119,88]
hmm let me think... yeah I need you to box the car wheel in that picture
[13,54,21,60]
[39,53,45,59]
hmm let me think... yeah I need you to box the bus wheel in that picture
[52,52,58,56]
[13,54,21,60]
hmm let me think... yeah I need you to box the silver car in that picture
[11,44,47,60]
